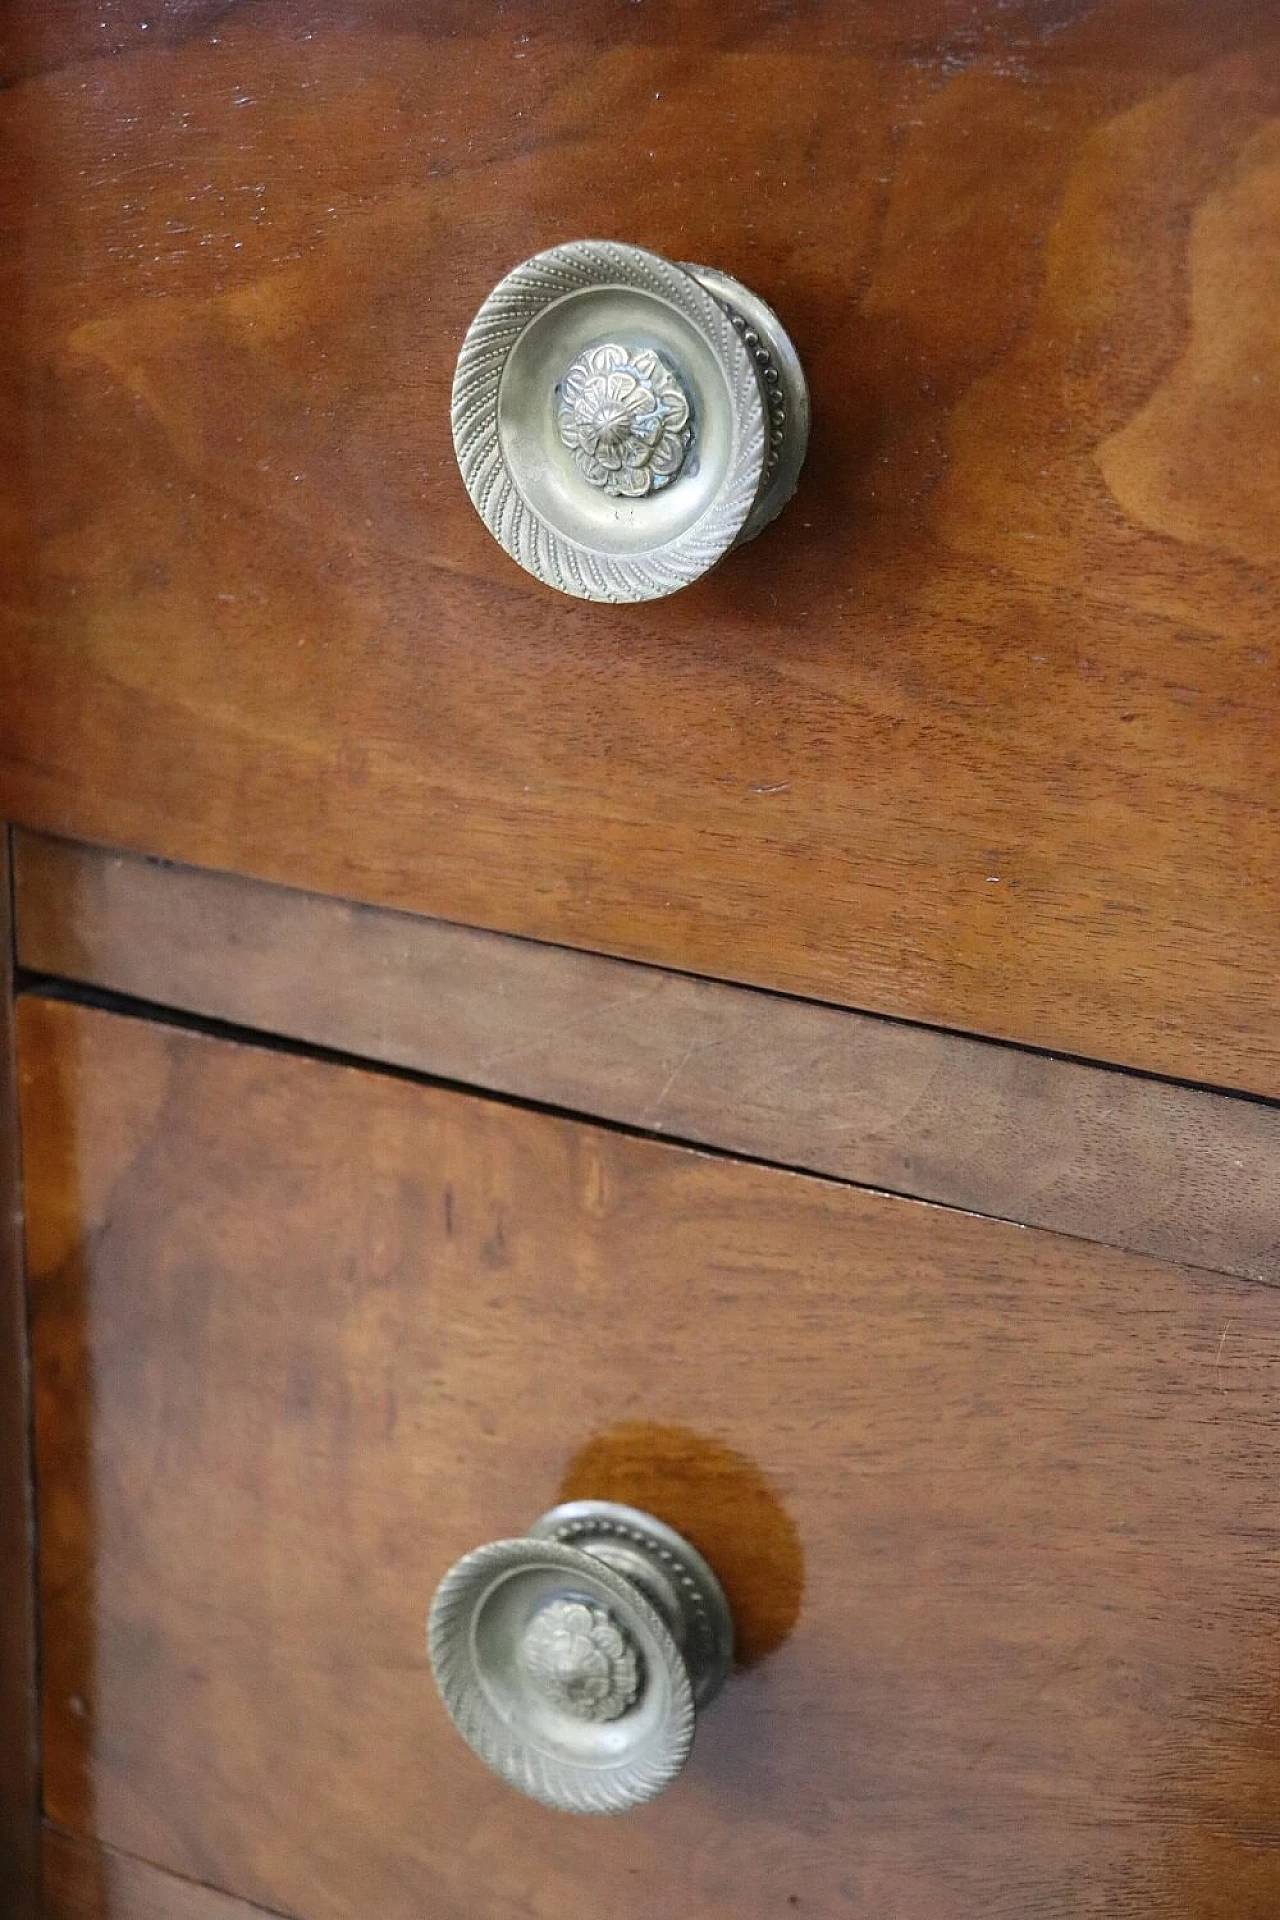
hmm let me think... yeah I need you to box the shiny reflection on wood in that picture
[557,1424,803,1667]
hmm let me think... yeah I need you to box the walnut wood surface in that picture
[0,834,38,1917]
[16,829,1280,1286]
[21,995,1280,1919]
[44,1828,296,1920]
[2,5,1278,1094]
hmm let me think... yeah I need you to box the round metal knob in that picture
[451,240,809,602]
[427,1499,734,1813]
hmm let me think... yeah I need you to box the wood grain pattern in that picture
[44,1828,297,1920]
[0,832,38,1918]
[1,4,1278,1094]
[21,994,1280,1919]
[15,829,1280,1286]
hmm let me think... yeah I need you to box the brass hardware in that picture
[452,241,809,602]
[427,1500,734,1813]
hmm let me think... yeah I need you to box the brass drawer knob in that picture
[427,1500,734,1812]
[451,241,809,602]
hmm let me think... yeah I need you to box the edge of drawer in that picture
[12,826,1279,1286]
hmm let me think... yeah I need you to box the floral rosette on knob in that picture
[557,343,692,497]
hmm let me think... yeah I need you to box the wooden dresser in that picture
[3,4,1278,1915]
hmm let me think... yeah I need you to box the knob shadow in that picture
[556,1422,803,1667]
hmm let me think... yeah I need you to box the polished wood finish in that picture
[0,833,38,1917]
[21,995,1280,1919]
[3,5,1279,1094]
[44,1828,294,1920]
[17,829,1280,1287]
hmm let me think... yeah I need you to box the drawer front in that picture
[20,994,1280,1918]
[2,6,1279,1093]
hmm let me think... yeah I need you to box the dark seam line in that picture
[42,1821,301,1920]
[57,838,1280,1116]
[15,967,1275,1294]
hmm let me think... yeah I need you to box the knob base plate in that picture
[530,1500,734,1709]
[684,264,811,547]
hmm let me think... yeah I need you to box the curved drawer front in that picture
[21,995,1280,1919]
[2,4,1278,1092]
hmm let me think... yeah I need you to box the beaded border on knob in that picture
[450,240,767,603]
[427,1536,696,1814]
[536,1507,728,1706]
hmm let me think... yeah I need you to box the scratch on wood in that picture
[647,1034,722,1130]
[475,981,664,1074]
